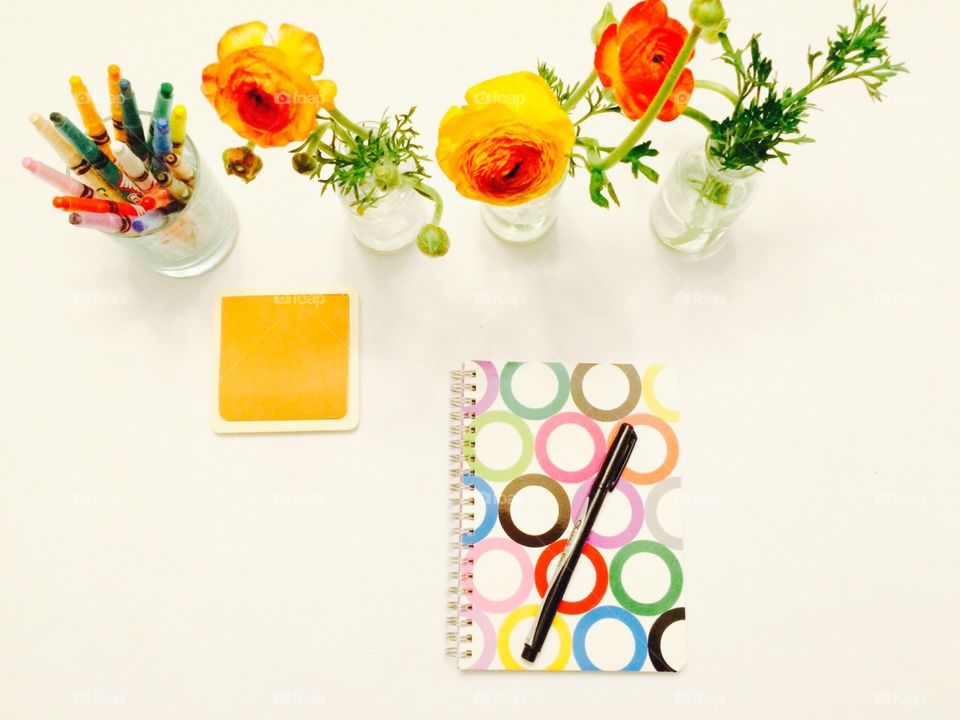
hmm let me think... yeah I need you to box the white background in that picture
[2,0,958,718]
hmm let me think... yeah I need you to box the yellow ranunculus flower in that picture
[437,72,575,206]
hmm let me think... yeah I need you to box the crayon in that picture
[69,75,114,161]
[170,105,187,156]
[22,157,95,198]
[118,79,145,142]
[30,113,123,200]
[131,209,167,233]
[50,112,123,188]
[148,82,173,147]
[53,196,147,216]
[113,142,159,192]
[68,211,132,233]
[107,65,126,142]
[154,170,191,202]
[152,117,172,157]
[163,151,195,183]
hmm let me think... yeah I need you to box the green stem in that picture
[694,79,738,104]
[561,69,598,112]
[407,177,444,225]
[327,107,367,137]
[682,106,715,131]
[596,26,702,171]
[244,140,256,150]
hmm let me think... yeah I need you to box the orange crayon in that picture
[107,65,126,142]
[53,195,147,216]
[70,76,114,161]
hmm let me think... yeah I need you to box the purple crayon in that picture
[68,211,132,233]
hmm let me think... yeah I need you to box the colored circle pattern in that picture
[570,480,644,548]
[534,540,607,615]
[469,361,501,415]
[498,474,570,547]
[535,412,607,483]
[609,540,683,616]
[570,363,642,421]
[461,474,497,545]
[572,605,648,671]
[466,537,534,613]
[500,363,571,420]
[498,604,572,671]
[648,607,685,672]
[643,476,683,549]
[613,413,679,485]
[469,410,534,483]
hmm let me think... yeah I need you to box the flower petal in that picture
[658,67,694,121]
[315,79,337,109]
[201,62,220,103]
[594,22,622,89]
[618,0,667,40]
[277,23,324,76]
[218,21,268,61]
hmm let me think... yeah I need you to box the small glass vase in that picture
[481,180,564,244]
[339,184,427,253]
[650,140,760,256]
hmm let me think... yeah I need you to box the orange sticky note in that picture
[213,290,359,433]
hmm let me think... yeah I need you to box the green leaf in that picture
[589,168,611,209]
[620,142,660,183]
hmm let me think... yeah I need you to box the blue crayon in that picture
[131,209,167,233]
[152,117,172,157]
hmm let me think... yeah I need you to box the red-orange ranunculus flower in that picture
[594,0,695,122]
[202,22,337,147]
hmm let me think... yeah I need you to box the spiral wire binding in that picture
[446,366,478,660]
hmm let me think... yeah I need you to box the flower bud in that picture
[702,18,730,44]
[690,0,726,30]
[417,224,450,257]
[292,152,318,174]
[373,159,400,190]
[591,3,618,45]
[222,146,263,183]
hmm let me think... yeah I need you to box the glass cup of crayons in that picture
[25,71,238,278]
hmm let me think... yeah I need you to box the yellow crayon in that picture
[30,112,122,201]
[107,65,126,143]
[69,76,114,161]
[170,105,187,156]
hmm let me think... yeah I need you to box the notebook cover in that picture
[449,361,685,672]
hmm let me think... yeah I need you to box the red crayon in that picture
[53,196,147,216]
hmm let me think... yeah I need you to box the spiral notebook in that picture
[448,361,686,672]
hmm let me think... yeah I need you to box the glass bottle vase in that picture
[650,140,760,256]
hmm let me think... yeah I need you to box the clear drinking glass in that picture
[338,184,428,253]
[480,180,564,244]
[650,140,760,256]
[86,113,238,278]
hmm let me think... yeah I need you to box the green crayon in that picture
[148,82,174,147]
[118,79,144,140]
[49,112,123,188]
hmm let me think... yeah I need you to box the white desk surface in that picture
[2,1,957,718]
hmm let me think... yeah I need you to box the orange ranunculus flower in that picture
[594,0,695,122]
[437,72,575,206]
[202,21,338,148]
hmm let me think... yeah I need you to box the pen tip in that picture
[521,644,538,663]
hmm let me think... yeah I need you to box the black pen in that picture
[522,422,638,663]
